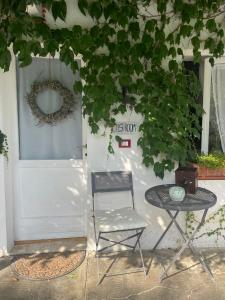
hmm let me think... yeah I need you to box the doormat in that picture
[10,251,86,281]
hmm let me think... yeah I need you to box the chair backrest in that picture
[91,171,134,211]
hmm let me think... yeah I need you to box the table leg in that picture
[160,209,213,281]
[152,211,179,251]
[166,210,213,276]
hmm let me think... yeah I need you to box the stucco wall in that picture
[0,69,15,256]
[86,114,225,249]
[193,180,225,248]
[86,111,186,250]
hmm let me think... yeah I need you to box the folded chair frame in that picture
[91,171,147,285]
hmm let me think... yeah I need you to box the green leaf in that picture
[52,0,67,20]
[169,47,176,58]
[169,60,178,73]
[117,30,127,42]
[115,135,122,143]
[59,47,74,65]
[133,60,143,75]
[72,25,82,37]
[204,37,215,52]
[119,75,131,86]
[108,144,114,154]
[194,20,204,33]
[177,48,183,56]
[145,20,157,32]
[180,25,193,37]
[215,41,224,57]
[193,49,201,63]
[217,29,224,38]
[74,81,83,93]
[153,162,165,179]
[206,19,217,33]
[89,1,102,19]
[78,0,88,15]
[155,29,165,42]
[174,0,183,12]
[0,33,6,51]
[18,53,32,67]
[157,0,167,13]
[129,22,140,40]
[0,49,11,72]
[191,36,200,49]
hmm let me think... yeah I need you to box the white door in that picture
[13,57,87,241]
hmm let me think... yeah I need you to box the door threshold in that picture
[14,236,87,245]
[11,237,87,256]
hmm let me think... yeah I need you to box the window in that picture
[209,83,222,153]
[210,63,225,153]
[183,60,204,154]
[17,57,83,160]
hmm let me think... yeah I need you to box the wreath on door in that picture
[26,80,76,125]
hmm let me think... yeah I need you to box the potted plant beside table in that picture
[189,153,225,180]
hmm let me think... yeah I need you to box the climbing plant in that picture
[186,206,225,241]
[1,0,225,177]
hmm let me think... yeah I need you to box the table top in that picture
[145,184,217,211]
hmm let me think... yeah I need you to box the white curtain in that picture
[17,57,82,160]
[211,64,225,152]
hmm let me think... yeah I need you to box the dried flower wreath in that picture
[26,80,76,125]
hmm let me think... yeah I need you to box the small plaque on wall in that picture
[113,122,138,134]
[118,139,131,148]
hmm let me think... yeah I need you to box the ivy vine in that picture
[186,205,225,241]
[1,0,225,177]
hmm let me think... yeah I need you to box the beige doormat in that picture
[11,251,86,280]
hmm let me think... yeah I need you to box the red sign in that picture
[118,139,131,148]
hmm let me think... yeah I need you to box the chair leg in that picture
[132,229,146,276]
[95,232,101,284]
[138,239,147,276]
[94,228,147,284]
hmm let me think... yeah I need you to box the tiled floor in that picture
[1,243,225,300]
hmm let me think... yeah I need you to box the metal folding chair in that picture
[91,171,148,284]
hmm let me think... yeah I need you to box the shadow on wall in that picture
[86,129,182,250]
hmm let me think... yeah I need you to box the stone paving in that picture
[1,249,225,300]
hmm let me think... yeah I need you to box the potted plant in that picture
[0,130,8,159]
[189,153,225,180]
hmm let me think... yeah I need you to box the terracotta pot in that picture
[188,162,225,180]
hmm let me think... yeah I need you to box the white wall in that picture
[86,111,186,250]
[86,118,225,250]
[0,67,16,256]
[193,180,225,248]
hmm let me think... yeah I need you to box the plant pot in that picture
[175,166,198,194]
[188,162,225,180]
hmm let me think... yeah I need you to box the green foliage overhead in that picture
[1,0,225,177]
[197,153,225,169]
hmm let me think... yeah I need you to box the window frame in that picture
[183,50,225,155]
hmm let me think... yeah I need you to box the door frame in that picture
[4,53,88,246]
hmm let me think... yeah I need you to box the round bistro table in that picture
[145,184,217,281]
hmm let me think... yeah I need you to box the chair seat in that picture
[94,207,148,232]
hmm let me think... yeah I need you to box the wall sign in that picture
[118,139,131,148]
[113,122,138,134]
